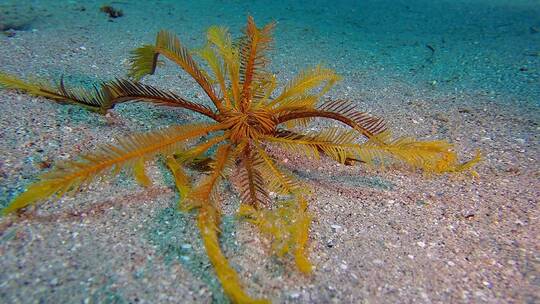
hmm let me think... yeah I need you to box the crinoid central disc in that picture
[224,109,277,142]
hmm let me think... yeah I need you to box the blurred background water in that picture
[1,0,538,106]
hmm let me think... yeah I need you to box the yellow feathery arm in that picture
[269,95,319,114]
[264,128,362,164]
[251,73,277,108]
[238,194,313,274]
[291,196,312,273]
[356,131,481,174]
[196,44,231,108]
[0,72,66,99]
[128,30,222,110]
[133,158,152,187]
[239,17,275,111]
[0,73,219,120]
[207,26,241,108]
[186,143,231,207]
[173,133,229,162]
[105,79,219,120]
[276,100,387,140]
[252,142,300,195]
[167,134,229,210]
[450,150,482,175]
[237,145,271,207]
[267,128,479,174]
[0,72,113,113]
[3,123,227,215]
[198,205,269,304]
[189,145,269,303]
[268,65,341,109]
[166,155,191,201]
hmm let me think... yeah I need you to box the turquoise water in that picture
[1,0,539,104]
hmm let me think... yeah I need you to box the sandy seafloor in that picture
[0,0,539,303]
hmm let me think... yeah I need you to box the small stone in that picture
[475,291,485,298]
[331,224,342,231]
[326,240,335,248]
[3,29,16,37]
[373,259,383,265]
[289,292,300,299]
[447,261,455,267]
[340,263,348,270]
[417,241,426,248]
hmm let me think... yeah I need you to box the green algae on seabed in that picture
[339,175,395,191]
[147,203,241,304]
[0,226,17,244]
[88,278,128,304]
